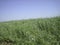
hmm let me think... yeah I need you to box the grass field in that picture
[0,16,60,45]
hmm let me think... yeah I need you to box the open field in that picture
[0,16,60,45]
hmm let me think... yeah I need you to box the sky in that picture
[0,0,60,22]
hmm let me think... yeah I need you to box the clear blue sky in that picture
[0,0,60,21]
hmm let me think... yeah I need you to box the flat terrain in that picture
[0,16,60,45]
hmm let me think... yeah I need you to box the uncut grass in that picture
[0,16,60,45]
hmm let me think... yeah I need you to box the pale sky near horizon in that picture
[0,0,60,22]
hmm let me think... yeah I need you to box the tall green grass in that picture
[0,16,60,45]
